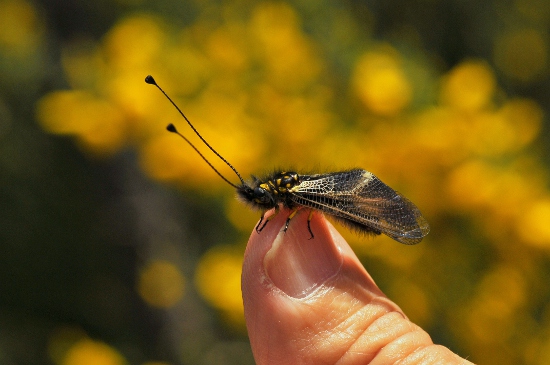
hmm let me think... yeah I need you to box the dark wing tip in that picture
[392,216,430,245]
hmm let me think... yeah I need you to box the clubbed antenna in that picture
[145,75,246,186]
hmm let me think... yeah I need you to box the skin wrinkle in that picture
[333,321,376,365]
[310,288,369,332]
[333,311,405,364]
[396,345,436,365]
[367,311,410,333]
[368,325,433,365]
[295,286,403,363]
[336,311,425,364]
[397,345,470,365]
[283,299,350,360]
[333,298,389,341]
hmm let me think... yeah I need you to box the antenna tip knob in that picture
[166,123,178,133]
[145,75,156,85]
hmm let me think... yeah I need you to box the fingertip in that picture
[242,209,386,302]
[263,211,343,298]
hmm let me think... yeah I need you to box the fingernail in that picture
[263,212,342,298]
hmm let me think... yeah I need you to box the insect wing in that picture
[290,169,430,245]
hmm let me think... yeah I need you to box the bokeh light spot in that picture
[352,47,412,116]
[103,14,165,71]
[195,245,244,323]
[138,260,185,308]
[63,339,127,365]
[517,199,550,248]
[440,60,495,112]
[36,90,127,156]
[250,2,321,91]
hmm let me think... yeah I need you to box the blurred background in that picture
[1,0,550,364]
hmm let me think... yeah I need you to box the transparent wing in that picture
[291,169,430,245]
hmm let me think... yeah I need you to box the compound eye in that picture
[254,187,266,198]
[254,187,271,203]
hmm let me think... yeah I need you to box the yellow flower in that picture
[36,91,127,156]
[250,2,322,92]
[352,46,412,116]
[63,339,127,365]
[137,260,186,308]
[517,199,550,249]
[195,245,244,326]
[440,60,495,112]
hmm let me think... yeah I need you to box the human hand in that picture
[241,209,474,365]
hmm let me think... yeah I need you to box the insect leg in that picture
[256,207,279,233]
[283,209,299,233]
[307,210,315,240]
[255,214,265,233]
